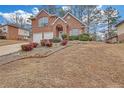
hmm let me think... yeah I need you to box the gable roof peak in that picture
[35,9,50,17]
[63,12,85,26]
[115,20,124,27]
[52,17,67,25]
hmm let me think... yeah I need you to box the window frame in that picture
[70,28,80,36]
[38,17,48,27]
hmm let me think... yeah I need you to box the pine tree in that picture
[104,6,120,33]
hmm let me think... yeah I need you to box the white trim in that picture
[63,12,85,26]
[35,9,50,18]
[52,17,67,25]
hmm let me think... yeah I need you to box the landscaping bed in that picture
[0,43,69,65]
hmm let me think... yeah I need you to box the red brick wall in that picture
[6,26,19,40]
[32,11,54,33]
[32,11,85,38]
[64,14,85,34]
[52,19,67,36]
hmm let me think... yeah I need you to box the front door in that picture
[59,31,63,40]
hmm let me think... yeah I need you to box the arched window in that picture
[38,17,48,27]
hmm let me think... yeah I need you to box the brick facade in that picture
[32,9,85,42]
[0,24,30,40]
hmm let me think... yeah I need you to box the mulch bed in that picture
[0,43,70,66]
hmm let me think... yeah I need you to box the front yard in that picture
[0,42,124,87]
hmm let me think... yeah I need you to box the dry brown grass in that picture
[0,42,124,88]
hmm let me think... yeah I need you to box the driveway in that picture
[0,39,26,46]
[0,43,28,56]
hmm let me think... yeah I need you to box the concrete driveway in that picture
[0,43,28,56]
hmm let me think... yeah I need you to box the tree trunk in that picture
[87,6,90,34]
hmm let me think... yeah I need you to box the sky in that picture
[0,5,124,24]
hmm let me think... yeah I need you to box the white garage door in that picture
[33,33,42,43]
[44,32,53,39]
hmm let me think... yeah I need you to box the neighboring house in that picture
[115,20,124,42]
[105,20,124,43]
[0,24,30,40]
[31,9,85,43]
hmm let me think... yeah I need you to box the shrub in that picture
[21,44,33,51]
[52,37,61,43]
[61,33,68,40]
[79,33,90,41]
[30,42,38,48]
[41,39,53,47]
[69,36,79,40]
[61,39,68,46]
[40,39,47,46]
[45,40,52,47]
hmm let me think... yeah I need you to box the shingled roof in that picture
[115,20,124,27]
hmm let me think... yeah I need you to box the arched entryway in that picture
[56,24,63,39]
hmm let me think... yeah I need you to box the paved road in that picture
[0,43,28,56]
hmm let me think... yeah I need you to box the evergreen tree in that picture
[104,6,120,33]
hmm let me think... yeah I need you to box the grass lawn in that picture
[0,39,27,46]
[0,42,124,87]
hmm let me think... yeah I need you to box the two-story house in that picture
[0,24,30,40]
[31,9,85,43]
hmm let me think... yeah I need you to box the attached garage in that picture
[44,32,53,39]
[33,32,53,43]
[33,33,42,43]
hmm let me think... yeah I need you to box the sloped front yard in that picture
[0,42,124,87]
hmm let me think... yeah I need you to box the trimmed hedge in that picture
[21,42,38,51]
[69,36,79,40]
[61,33,68,40]
[61,39,68,46]
[79,33,91,41]
[45,40,52,47]
[40,39,53,47]
[52,37,61,43]
[21,44,33,51]
[30,42,38,48]
[41,39,47,46]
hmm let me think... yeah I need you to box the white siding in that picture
[117,23,124,35]
[18,29,30,36]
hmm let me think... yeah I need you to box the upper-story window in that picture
[38,17,48,27]
[2,26,8,33]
